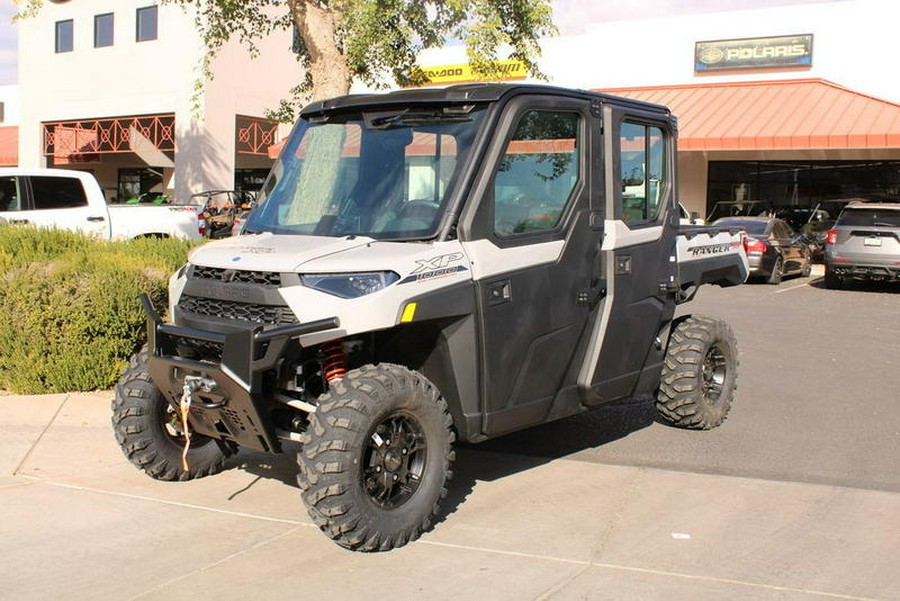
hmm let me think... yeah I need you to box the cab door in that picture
[577,104,679,404]
[19,174,110,237]
[460,93,602,437]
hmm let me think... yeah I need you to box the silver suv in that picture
[824,202,900,289]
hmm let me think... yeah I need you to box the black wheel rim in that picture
[701,343,727,404]
[363,412,427,509]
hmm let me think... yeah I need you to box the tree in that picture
[167,0,557,118]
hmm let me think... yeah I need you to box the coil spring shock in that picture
[320,341,347,383]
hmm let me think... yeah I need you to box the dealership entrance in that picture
[707,159,900,210]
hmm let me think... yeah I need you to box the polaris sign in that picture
[695,34,813,71]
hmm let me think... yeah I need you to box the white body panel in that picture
[184,236,473,344]
[462,238,565,280]
[676,228,750,275]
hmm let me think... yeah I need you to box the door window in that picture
[620,122,666,225]
[493,110,580,236]
[29,176,88,210]
[0,176,21,212]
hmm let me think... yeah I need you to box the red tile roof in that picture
[597,79,900,151]
[0,126,17,166]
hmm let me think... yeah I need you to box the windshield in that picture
[836,207,900,227]
[245,106,486,239]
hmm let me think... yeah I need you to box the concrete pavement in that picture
[1,391,898,600]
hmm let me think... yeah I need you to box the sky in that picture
[0,0,840,86]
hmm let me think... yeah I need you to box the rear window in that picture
[836,208,900,228]
[29,176,88,210]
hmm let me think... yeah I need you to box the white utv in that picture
[112,84,748,552]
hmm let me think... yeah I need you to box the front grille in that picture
[178,294,298,326]
[173,336,224,360]
[191,265,282,286]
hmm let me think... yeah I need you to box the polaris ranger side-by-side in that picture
[112,84,748,552]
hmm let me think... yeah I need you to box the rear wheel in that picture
[298,364,455,552]
[801,258,812,277]
[766,255,783,285]
[111,346,230,481]
[824,265,842,289]
[657,316,738,430]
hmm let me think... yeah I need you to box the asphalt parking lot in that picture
[2,267,899,600]
[480,267,900,492]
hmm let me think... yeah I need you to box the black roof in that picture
[300,83,672,118]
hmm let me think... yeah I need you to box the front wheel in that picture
[298,364,455,552]
[111,346,231,481]
[656,316,738,430]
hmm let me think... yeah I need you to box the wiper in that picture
[367,109,409,128]
[365,107,472,129]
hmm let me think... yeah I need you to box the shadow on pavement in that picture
[208,395,655,528]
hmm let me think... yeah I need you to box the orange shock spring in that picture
[320,341,347,382]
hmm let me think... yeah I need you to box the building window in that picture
[55,19,74,53]
[117,168,163,203]
[94,13,114,48]
[136,6,158,42]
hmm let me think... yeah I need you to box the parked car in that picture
[775,205,836,263]
[0,169,204,240]
[706,200,774,222]
[824,201,900,288]
[712,216,812,284]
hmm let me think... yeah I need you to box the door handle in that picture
[87,216,107,222]
[487,280,511,306]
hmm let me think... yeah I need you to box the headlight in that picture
[301,272,400,298]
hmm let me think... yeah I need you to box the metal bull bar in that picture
[139,294,340,453]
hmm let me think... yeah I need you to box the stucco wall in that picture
[17,1,296,197]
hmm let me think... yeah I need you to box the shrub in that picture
[0,227,198,393]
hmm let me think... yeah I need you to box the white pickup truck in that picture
[0,168,202,240]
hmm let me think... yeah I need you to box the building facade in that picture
[15,0,900,218]
[416,0,900,219]
[17,0,297,202]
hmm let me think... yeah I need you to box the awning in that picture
[0,126,17,166]
[598,79,900,151]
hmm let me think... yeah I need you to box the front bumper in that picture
[140,294,339,453]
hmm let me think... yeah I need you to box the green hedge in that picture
[0,227,198,393]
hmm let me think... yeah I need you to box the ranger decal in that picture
[686,240,742,257]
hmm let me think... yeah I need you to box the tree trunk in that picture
[290,0,353,101]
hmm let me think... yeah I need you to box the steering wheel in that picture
[397,200,440,223]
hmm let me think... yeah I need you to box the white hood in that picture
[187,233,378,272]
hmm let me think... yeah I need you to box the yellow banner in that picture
[419,60,527,84]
